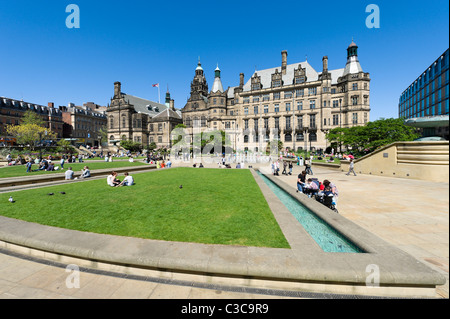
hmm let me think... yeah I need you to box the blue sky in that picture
[0,0,448,120]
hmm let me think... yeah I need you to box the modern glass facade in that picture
[399,49,449,119]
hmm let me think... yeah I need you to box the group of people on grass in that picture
[107,171,134,187]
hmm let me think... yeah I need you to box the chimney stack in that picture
[281,50,288,75]
[322,56,329,73]
[239,73,245,88]
[114,81,121,98]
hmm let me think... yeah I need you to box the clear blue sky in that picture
[0,0,448,120]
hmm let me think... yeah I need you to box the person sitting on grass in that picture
[107,171,121,187]
[119,172,134,187]
[46,162,55,172]
[81,166,91,179]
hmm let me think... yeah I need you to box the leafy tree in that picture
[6,111,56,151]
[57,139,75,154]
[120,139,142,152]
[326,117,420,156]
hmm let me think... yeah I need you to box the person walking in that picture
[346,159,357,176]
[305,157,313,175]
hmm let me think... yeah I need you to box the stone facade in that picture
[182,41,371,153]
[60,102,107,147]
[106,82,182,150]
[0,98,64,140]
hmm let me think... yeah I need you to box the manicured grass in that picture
[0,161,147,179]
[0,168,290,248]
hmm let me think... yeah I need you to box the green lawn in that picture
[0,161,147,179]
[0,168,290,248]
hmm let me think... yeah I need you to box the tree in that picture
[57,139,75,154]
[6,111,56,151]
[119,139,142,152]
[326,118,420,156]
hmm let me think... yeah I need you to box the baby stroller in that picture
[315,192,339,214]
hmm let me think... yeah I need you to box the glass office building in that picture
[399,49,449,119]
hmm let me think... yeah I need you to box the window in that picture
[333,100,339,108]
[273,80,281,88]
[309,132,317,142]
[284,92,292,99]
[309,87,317,95]
[273,92,280,100]
[285,103,291,112]
[264,105,269,113]
[244,120,249,130]
[244,107,248,115]
[352,83,358,90]
[352,113,358,124]
[297,101,303,110]
[262,95,270,101]
[158,136,162,143]
[309,114,316,128]
[213,98,217,105]
[109,117,114,129]
[252,83,260,91]
[352,96,359,105]
[295,77,305,84]
[122,116,126,128]
[332,114,339,126]
[297,115,303,128]
[274,117,280,129]
[254,106,259,114]
[296,89,304,97]
[158,124,163,132]
[253,97,260,103]
[285,116,291,129]
[296,133,304,142]
[274,104,280,113]
[264,118,269,129]
[285,134,292,142]
[310,100,316,109]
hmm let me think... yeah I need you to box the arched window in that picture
[309,132,317,142]
[201,116,207,127]
[285,134,292,142]
[109,116,114,129]
[122,115,126,128]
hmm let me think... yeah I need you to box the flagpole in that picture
[158,85,161,104]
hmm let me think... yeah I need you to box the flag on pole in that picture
[152,83,159,88]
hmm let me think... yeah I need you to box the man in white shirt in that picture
[120,172,134,187]
[65,167,74,180]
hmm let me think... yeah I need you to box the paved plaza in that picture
[0,160,448,299]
